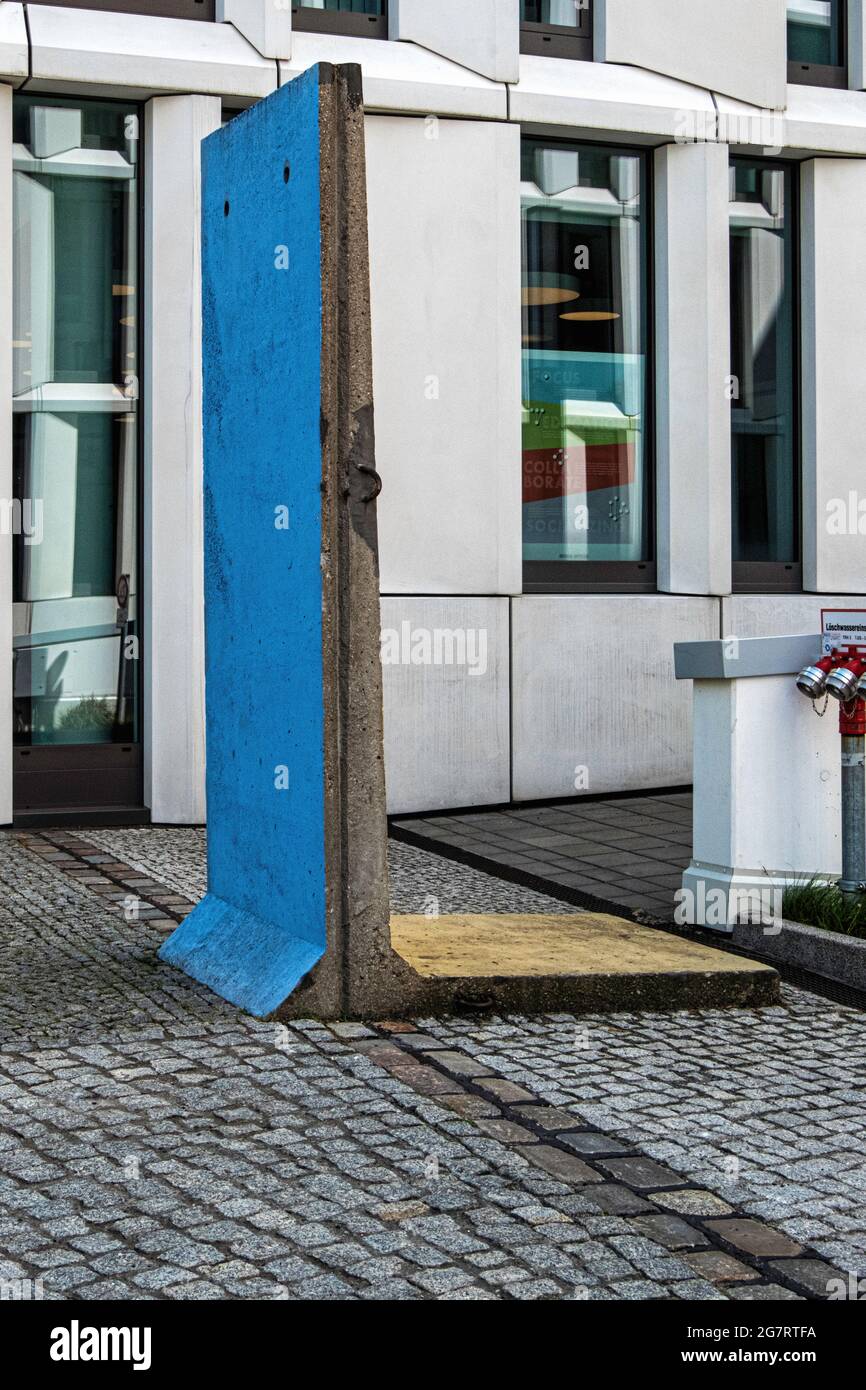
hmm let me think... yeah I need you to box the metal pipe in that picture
[840,734,866,896]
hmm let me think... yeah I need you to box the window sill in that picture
[523,562,656,595]
[732,562,802,595]
[787,60,847,89]
[292,8,388,40]
[520,25,592,62]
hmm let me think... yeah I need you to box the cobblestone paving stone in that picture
[0,827,857,1301]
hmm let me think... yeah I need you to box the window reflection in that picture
[12,97,139,746]
[295,1,386,13]
[729,160,798,566]
[787,0,842,67]
[521,0,585,26]
[521,140,650,566]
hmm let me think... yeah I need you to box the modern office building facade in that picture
[1,0,864,824]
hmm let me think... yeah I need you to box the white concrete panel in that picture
[512,595,718,801]
[144,95,219,825]
[801,159,866,594]
[390,0,519,84]
[849,0,866,90]
[27,6,277,101]
[218,0,291,60]
[655,141,731,596]
[716,88,866,159]
[511,53,716,140]
[366,115,522,595]
[0,5,28,85]
[0,85,11,824]
[380,597,510,814]
[596,0,787,110]
[686,676,839,896]
[281,29,507,118]
[722,594,863,638]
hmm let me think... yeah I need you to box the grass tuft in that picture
[783,878,866,940]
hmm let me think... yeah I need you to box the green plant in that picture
[783,877,866,940]
[59,696,115,732]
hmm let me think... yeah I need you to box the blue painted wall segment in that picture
[159,71,327,1015]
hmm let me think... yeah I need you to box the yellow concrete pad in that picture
[390,913,773,980]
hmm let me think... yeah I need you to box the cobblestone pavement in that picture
[0,826,859,1301]
[392,793,694,920]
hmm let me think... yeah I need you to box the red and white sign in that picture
[821,609,866,657]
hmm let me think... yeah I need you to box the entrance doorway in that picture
[12,95,143,818]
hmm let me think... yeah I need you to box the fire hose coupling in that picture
[826,655,866,702]
[796,652,838,699]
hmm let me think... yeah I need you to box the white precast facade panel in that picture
[217,0,292,61]
[596,0,787,111]
[716,87,866,158]
[847,0,866,90]
[366,114,522,595]
[26,5,277,100]
[510,52,716,141]
[511,595,718,801]
[0,5,28,85]
[143,95,219,825]
[380,597,510,814]
[723,595,866,637]
[801,158,866,594]
[390,0,519,84]
[655,141,731,596]
[282,30,507,118]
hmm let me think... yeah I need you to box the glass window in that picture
[522,0,585,26]
[12,96,140,747]
[292,0,388,37]
[521,139,651,587]
[729,160,799,582]
[787,1,845,84]
[521,0,592,60]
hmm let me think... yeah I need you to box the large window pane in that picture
[12,96,140,746]
[522,1,585,26]
[787,1,842,67]
[521,139,650,568]
[729,160,798,567]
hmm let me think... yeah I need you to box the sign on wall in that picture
[822,609,866,657]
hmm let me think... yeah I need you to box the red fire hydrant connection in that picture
[796,646,866,895]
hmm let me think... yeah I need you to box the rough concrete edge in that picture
[278,64,432,1022]
[733,917,866,992]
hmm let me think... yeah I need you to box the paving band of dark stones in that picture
[363,1024,845,1301]
[15,831,191,932]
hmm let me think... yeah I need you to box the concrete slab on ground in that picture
[390,912,778,1011]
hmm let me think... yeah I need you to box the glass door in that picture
[12,96,142,815]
